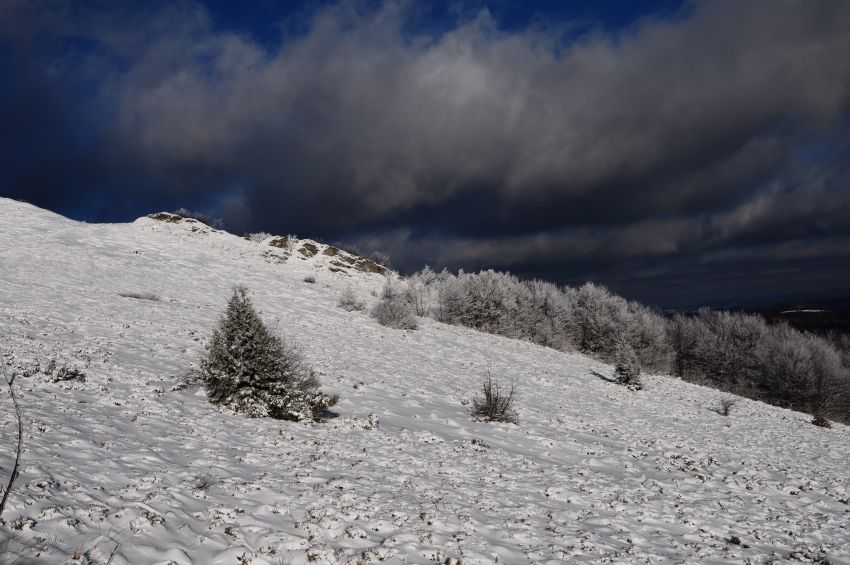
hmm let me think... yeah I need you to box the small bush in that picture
[243,232,273,243]
[51,366,84,383]
[118,291,160,301]
[338,286,366,311]
[614,341,642,389]
[332,242,362,257]
[369,251,391,267]
[371,284,417,330]
[193,474,217,491]
[303,275,316,284]
[200,286,337,421]
[173,207,223,229]
[713,397,738,416]
[42,358,84,382]
[471,372,518,424]
[812,414,832,428]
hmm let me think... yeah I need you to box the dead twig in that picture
[1,360,23,519]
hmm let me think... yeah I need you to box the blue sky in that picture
[2,0,849,308]
[201,1,685,41]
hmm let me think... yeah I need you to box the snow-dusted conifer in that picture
[614,341,642,389]
[201,286,337,421]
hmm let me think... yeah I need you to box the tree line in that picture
[403,268,850,424]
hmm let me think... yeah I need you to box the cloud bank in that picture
[2,0,850,306]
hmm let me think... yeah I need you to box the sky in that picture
[2,0,850,309]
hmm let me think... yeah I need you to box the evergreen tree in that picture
[201,286,337,421]
[614,341,642,389]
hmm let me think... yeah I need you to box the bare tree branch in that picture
[0,359,23,519]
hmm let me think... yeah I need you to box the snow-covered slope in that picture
[0,198,848,564]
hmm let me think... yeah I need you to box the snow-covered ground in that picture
[0,198,848,564]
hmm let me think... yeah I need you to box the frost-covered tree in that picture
[666,310,849,422]
[371,281,418,330]
[405,266,438,317]
[568,283,628,358]
[459,270,515,334]
[623,302,669,372]
[806,336,847,420]
[401,267,848,422]
[764,324,844,417]
[201,286,337,421]
[434,270,466,324]
[667,314,700,378]
[514,279,572,350]
[694,310,768,387]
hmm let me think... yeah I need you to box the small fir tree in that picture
[614,340,642,389]
[201,286,337,421]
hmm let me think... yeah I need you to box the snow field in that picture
[0,198,848,564]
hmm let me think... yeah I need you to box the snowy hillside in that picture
[1,198,848,564]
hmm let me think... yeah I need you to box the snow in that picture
[779,310,830,314]
[1,197,848,564]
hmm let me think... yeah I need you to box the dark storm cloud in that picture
[2,0,850,306]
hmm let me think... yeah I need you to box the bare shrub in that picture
[170,367,203,391]
[338,286,366,312]
[118,291,160,301]
[712,397,738,416]
[193,474,217,492]
[303,275,316,284]
[331,242,362,257]
[50,365,83,383]
[38,358,84,383]
[812,414,832,428]
[471,372,518,424]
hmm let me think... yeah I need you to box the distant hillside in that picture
[757,308,850,336]
[670,290,850,336]
[700,291,850,315]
